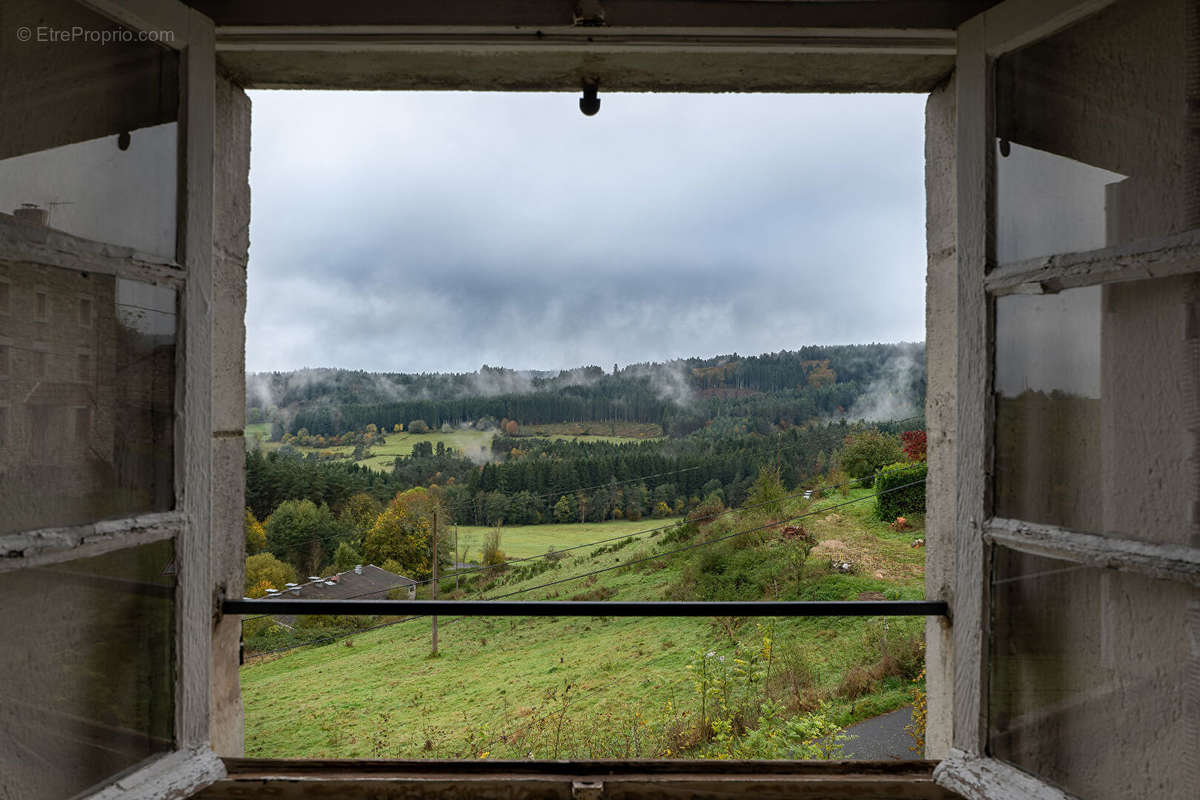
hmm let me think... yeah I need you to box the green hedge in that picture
[874,461,927,521]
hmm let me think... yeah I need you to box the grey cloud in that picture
[246,91,925,373]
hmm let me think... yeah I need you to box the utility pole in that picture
[454,524,460,592]
[431,508,439,656]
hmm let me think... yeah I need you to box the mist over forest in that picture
[247,342,925,438]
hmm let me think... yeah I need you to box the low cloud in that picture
[847,343,925,422]
[246,91,926,373]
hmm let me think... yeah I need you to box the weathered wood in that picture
[0,215,184,289]
[177,4,217,754]
[215,27,956,55]
[985,228,1200,295]
[951,13,991,759]
[923,71,957,760]
[198,760,959,800]
[0,512,181,573]
[90,748,226,800]
[84,0,193,39]
[933,750,1076,800]
[223,758,943,776]
[188,0,999,31]
[978,0,1115,55]
[985,518,1200,586]
[224,598,951,617]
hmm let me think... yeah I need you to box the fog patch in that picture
[847,343,924,422]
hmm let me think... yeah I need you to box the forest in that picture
[248,343,924,437]
[244,343,925,584]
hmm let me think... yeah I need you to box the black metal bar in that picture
[223,599,948,617]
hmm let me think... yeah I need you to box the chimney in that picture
[13,204,48,226]
[354,564,363,575]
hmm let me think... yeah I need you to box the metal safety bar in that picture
[222,599,948,617]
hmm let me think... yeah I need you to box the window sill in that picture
[196,758,957,799]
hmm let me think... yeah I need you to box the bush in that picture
[482,528,505,566]
[840,430,905,483]
[874,461,927,521]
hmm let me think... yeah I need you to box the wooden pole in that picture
[455,524,460,592]
[431,508,438,656]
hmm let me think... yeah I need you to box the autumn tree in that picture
[244,552,296,597]
[362,487,449,579]
[408,419,430,434]
[901,430,927,462]
[338,491,382,546]
[806,360,837,389]
[245,507,267,556]
[503,419,519,436]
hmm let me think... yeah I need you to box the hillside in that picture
[247,343,925,439]
[241,486,927,760]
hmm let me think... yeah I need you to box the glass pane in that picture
[0,261,177,534]
[0,0,180,259]
[994,276,1196,546]
[990,548,1197,798]
[994,0,1200,264]
[0,539,175,799]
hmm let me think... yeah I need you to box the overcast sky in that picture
[246,91,926,375]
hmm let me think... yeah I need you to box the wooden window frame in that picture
[935,1,1200,798]
[0,0,224,797]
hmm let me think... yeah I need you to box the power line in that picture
[241,478,925,658]
[241,471,880,622]
[246,412,924,560]
[482,479,926,602]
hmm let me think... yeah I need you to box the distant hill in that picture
[248,343,925,437]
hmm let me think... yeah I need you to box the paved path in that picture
[841,706,917,760]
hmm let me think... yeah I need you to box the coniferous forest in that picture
[246,344,925,545]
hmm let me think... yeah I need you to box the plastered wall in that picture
[923,74,956,760]
[209,72,251,757]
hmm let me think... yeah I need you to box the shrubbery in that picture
[840,430,905,482]
[873,461,927,521]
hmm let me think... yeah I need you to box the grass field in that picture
[451,518,683,561]
[241,488,928,759]
[516,421,664,441]
[246,425,495,469]
[245,422,656,472]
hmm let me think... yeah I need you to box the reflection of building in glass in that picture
[0,250,175,534]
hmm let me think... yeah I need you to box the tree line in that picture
[251,343,925,437]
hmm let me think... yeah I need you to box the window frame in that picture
[935,1,1200,797]
[0,0,223,797]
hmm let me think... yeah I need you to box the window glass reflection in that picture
[0,540,175,799]
[994,0,1199,263]
[990,548,1197,798]
[0,0,179,258]
[994,276,1195,545]
[0,262,176,533]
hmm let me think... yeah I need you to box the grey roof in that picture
[270,565,416,626]
[287,564,416,600]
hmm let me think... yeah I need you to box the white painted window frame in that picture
[935,1,1200,798]
[0,0,224,797]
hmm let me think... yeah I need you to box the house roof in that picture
[266,565,417,627]
[267,564,415,601]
